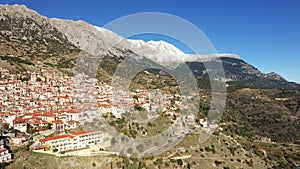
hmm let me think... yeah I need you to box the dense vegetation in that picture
[222,88,300,143]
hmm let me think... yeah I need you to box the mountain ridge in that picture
[0,4,299,89]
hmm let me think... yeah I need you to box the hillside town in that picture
[0,67,216,163]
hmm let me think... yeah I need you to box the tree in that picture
[11,129,20,135]
[133,95,139,101]
[137,144,145,152]
[1,123,9,131]
[123,158,130,166]
[42,124,52,130]
[127,148,133,154]
[134,104,145,111]
[177,159,183,166]
[111,137,117,145]
[36,77,42,81]
[20,77,30,82]
[187,162,191,169]
[116,162,122,168]
[170,159,176,163]
[27,125,35,135]
[139,162,146,168]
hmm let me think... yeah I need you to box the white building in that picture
[40,130,104,152]
[199,118,208,128]
[4,114,16,128]
[13,122,27,133]
[111,107,121,118]
[0,145,11,163]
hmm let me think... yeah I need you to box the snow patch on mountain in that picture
[128,39,184,56]
[93,25,240,64]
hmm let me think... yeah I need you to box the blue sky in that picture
[1,0,300,83]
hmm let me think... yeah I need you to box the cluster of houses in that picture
[0,66,226,160]
[0,67,182,158]
[0,67,174,133]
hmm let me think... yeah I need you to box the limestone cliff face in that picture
[0,4,77,57]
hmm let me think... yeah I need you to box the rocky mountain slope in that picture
[0,4,81,73]
[48,10,300,89]
[187,57,300,89]
[0,5,79,57]
[1,4,299,89]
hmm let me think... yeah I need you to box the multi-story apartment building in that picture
[39,130,103,152]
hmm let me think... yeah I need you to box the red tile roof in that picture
[0,148,8,154]
[71,130,100,136]
[40,134,75,142]
[52,119,63,124]
[67,120,77,124]
[40,130,101,142]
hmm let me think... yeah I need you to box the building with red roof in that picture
[0,144,11,163]
[39,130,103,152]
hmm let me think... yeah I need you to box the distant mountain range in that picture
[0,4,299,89]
